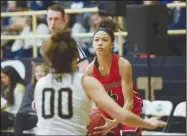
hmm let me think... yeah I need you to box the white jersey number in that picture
[42,88,73,119]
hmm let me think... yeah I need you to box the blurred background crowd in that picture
[1,1,186,136]
[1,0,186,60]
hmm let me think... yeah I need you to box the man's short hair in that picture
[47,4,65,17]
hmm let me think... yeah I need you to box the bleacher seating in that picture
[142,99,151,118]
[166,101,186,133]
[145,100,173,119]
[144,100,173,132]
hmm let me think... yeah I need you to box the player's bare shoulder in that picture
[118,57,132,75]
[118,57,132,69]
[85,60,95,76]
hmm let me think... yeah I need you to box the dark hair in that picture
[47,4,65,17]
[93,18,123,42]
[41,25,79,73]
[1,66,25,105]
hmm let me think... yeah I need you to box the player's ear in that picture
[63,14,69,25]
[110,42,114,52]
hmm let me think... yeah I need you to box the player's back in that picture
[34,72,91,135]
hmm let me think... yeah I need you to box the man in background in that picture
[46,4,89,72]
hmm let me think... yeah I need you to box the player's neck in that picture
[97,54,113,68]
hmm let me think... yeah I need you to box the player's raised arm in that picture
[82,75,167,130]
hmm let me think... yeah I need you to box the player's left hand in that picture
[93,114,118,135]
[32,100,37,112]
[144,117,167,130]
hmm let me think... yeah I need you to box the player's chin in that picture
[96,51,106,56]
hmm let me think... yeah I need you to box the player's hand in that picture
[93,114,118,135]
[31,100,37,112]
[144,117,167,130]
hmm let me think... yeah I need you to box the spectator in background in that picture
[1,66,25,130]
[1,1,18,56]
[5,1,28,31]
[23,17,50,58]
[9,16,50,58]
[162,1,186,56]
[27,1,56,10]
[14,63,49,136]
[10,16,32,58]
[2,1,17,27]
[45,4,89,72]
[89,13,104,32]
[1,1,30,59]
[71,14,91,57]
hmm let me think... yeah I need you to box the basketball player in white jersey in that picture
[33,25,166,135]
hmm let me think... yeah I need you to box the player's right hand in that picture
[144,117,167,130]
[32,100,37,112]
[93,114,117,136]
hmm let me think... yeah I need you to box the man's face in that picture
[47,10,65,33]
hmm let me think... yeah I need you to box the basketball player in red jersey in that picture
[86,18,143,136]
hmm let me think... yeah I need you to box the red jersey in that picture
[92,54,143,119]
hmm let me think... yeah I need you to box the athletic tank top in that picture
[92,54,142,118]
[34,73,91,135]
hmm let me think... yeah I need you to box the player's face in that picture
[34,65,46,81]
[93,31,113,56]
[47,10,65,33]
[1,72,10,86]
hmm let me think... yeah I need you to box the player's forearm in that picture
[120,110,152,129]
[122,83,134,110]
[112,101,133,127]
[123,100,134,110]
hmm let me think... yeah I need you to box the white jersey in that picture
[34,73,91,135]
